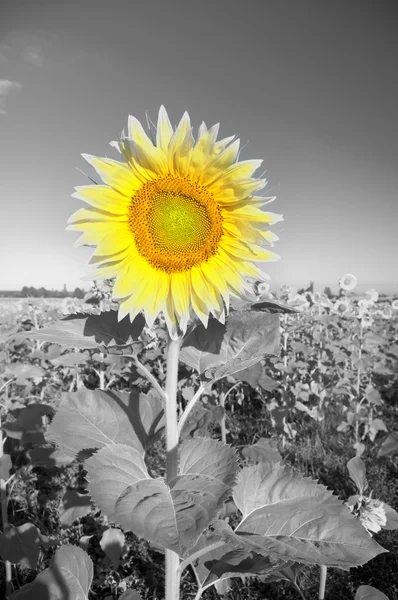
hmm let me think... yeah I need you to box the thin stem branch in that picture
[177,383,206,438]
[0,379,14,396]
[125,355,167,402]
[294,582,308,600]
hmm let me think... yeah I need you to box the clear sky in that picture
[1,0,397,294]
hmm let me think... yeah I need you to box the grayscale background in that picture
[1,0,397,293]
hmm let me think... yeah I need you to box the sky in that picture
[1,0,397,294]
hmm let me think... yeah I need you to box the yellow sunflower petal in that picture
[163,292,180,339]
[213,134,237,155]
[199,139,241,187]
[91,227,133,255]
[171,272,191,321]
[190,287,210,328]
[144,269,170,328]
[190,126,222,179]
[117,275,154,321]
[215,249,256,296]
[82,154,142,195]
[68,222,127,248]
[168,111,193,174]
[222,219,268,246]
[72,185,131,213]
[228,205,283,225]
[67,207,128,225]
[190,265,223,313]
[126,114,168,175]
[200,259,230,309]
[156,105,174,154]
[81,255,130,281]
[220,236,280,262]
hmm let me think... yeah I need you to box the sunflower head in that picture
[67,106,282,339]
[339,273,357,292]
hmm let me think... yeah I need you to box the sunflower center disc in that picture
[128,176,223,272]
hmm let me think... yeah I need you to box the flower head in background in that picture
[346,495,387,536]
[361,315,374,329]
[254,280,271,298]
[392,299,398,311]
[334,298,350,315]
[68,107,282,338]
[364,289,379,303]
[339,273,357,292]
[382,306,392,320]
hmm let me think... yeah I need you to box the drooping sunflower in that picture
[67,106,282,338]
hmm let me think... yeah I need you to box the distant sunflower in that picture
[339,273,357,292]
[68,106,282,338]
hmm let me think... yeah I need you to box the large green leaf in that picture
[100,528,127,565]
[178,438,238,488]
[59,490,93,527]
[8,544,93,600]
[47,388,164,458]
[187,531,288,593]
[221,462,387,569]
[347,457,368,495]
[241,438,282,466]
[377,432,398,458]
[10,310,145,351]
[230,297,300,314]
[355,585,389,600]
[233,362,280,391]
[0,524,43,569]
[180,310,280,382]
[86,440,238,556]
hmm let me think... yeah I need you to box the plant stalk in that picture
[318,565,327,600]
[354,323,363,445]
[164,336,181,600]
[0,409,12,597]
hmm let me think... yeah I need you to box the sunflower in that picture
[338,273,357,292]
[364,289,378,303]
[67,106,282,338]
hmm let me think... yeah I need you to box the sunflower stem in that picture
[318,565,327,599]
[0,407,13,597]
[165,336,181,600]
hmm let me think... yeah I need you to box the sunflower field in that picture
[1,109,398,600]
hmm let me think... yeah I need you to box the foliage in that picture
[0,286,397,599]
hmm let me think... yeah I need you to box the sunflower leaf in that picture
[8,545,93,600]
[10,310,145,351]
[100,528,127,565]
[355,585,390,600]
[59,490,93,527]
[241,437,282,466]
[223,462,387,569]
[180,310,280,383]
[47,388,164,458]
[0,524,42,569]
[186,531,288,593]
[86,441,237,556]
[178,438,238,488]
[232,362,280,391]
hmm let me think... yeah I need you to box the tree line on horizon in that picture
[0,286,86,299]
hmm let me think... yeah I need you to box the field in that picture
[0,285,397,600]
